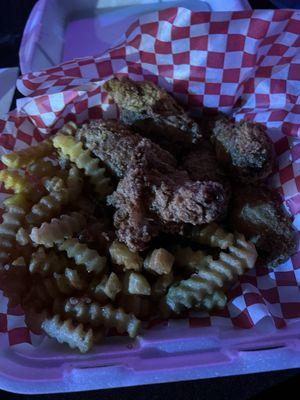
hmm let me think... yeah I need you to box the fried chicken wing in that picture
[210,115,274,183]
[181,140,231,215]
[103,77,202,154]
[76,120,228,251]
[75,119,141,178]
[182,140,227,183]
[108,139,227,251]
[228,185,297,268]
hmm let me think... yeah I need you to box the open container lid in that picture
[19,0,251,74]
[0,68,19,116]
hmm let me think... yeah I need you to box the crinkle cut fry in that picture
[30,212,87,247]
[166,233,257,312]
[58,238,106,274]
[29,247,70,276]
[26,176,69,225]
[61,298,141,338]
[16,227,32,246]
[0,169,32,193]
[123,271,151,296]
[144,248,174,275]
[90,272,122,302]
[188,223,234,250]
[41,315,94,353]
[196,233,257,287]
[52,131,112,198]
[0,194,30,264]
[66,166,84,199]
[160,289,227,316]
[201,290,227,311]
[1,139,53,169]
[174,246,208,272]
[54,268,87,293]
[27,159,59,179]
[25,167,83,228]
[109,240,143,271]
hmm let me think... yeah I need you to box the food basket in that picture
[1,2,300,395]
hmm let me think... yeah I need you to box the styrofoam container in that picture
[2,316,300,394]
[19,0,251,74]
[3,0,300,395]
[0,68,19,116]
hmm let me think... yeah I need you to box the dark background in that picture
[0,0,299,398]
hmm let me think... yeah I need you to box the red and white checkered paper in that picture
[1,8,300,347]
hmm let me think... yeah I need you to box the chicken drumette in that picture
[76,120,228,251]
[210,115,274,183]
[103,77,202,155]
[228,184,297,268]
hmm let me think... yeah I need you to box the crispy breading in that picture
[211,115,274,182]
[229,185,297,268]
[104,77,202,151]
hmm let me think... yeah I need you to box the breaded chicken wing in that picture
[211,115,274,183]
[76,120,228,251]
[103,77,202,154]
[76,119,142,178]
[108,139,227,251]
[228,185,297,268]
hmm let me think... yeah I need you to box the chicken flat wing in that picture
[75,119,141,178]
[228,185,297,268]
[108,138,228,251]
[76,119,176,178]
[210,115,274,183]
[103,77,202,154]
[75,119,228,251]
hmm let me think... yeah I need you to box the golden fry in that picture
[53,133,111,198]
[0,169,31,193]
[42,315,94,353]
[58,238,106,274]
[27,159,59,179]
[166,233,257,312]
[144,248,174,275]
[29,247,70,276]
[188,223,234,249]
[61,298,141,338]
[109,240,143,271]
[0,194,30,264]
[30,212,86,247]
[26,177,69,225]
[123,272,151,296]
[90,272,122,302]
[1,139,53,169]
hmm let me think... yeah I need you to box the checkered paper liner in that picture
[1,8,300,347]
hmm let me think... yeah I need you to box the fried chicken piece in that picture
[228,185,297,268]
[76,119,227,251]
[181,140,231,214]
[103,77,202,154]
[210,115,274,182]
[76,119,175,178]
[182,140,227,183]
[108,139,228,251]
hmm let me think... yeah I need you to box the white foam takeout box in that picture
[6,0,300,396]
